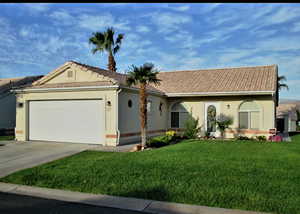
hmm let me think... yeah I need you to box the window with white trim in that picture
[171,102,188,128]
[239,101,260,129]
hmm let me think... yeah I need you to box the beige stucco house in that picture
[0,76,42,135]
[276,104,298,132]
[13,61,278,146]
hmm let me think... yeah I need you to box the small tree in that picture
[183,116,201,139]
[216,114,233,139]
[126,63,161,149]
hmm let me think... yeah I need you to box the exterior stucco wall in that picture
[15,89,118,146]
[0,93,16,129]
[118,89,168,144]
[167,95,275,138]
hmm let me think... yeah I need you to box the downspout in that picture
[116,87,122,145]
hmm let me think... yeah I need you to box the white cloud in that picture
[119,33,152,57]
[257,37,300,51]
[172,5,190,12]
[78,14,131,31]
[149,12,192,33]
[198,3,222,14]
[264,6,300,25]
[49,10,74,25]
[218,48,256,64]
[136,25,151,33]
[291,22,300,32]
[23,3,51,12]
[0,17,16,45]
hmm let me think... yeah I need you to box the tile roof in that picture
[0,75,43,94]
[24,61,278,96]
[155,65,277,94]
[277,103,298,120]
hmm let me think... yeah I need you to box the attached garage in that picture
[29,100,105,144]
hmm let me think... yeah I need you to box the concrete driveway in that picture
[0,141,96,178]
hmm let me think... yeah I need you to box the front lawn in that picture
[1,136,300,214]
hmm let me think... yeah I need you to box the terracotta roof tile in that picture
[22,61,277,96]
[154,65,277,94]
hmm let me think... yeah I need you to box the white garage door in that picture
[29,100,104,144]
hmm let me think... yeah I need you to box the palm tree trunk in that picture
[139,83,147,149]
[108,52,116,72]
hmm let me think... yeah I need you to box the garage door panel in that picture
[29,100,104,144]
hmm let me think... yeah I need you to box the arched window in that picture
[171,102,188,128]
[239,101,260,129]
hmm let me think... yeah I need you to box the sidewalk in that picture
[0,182,270,214]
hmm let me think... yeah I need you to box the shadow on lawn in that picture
[120,186,170,201]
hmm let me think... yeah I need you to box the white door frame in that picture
[204,102,220,137]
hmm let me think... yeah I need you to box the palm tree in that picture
[89,27,124,72]
[126,63,161,149]
[278,75,289,91]
[276,75,289,106]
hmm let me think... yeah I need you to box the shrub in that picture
[236,136,251,140]
[183,116,201,139]
[146,135,171,148]
[256,135,267,141]
[166,130,176,138]
[216,114,233,139]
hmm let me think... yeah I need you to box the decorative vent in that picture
[67,70,73,78]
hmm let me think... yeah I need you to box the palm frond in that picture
[116,34,124,45]
[278,75,287,81]
[113,45,120,55]
[126,63,160,87]
[279,83,289,91]
[91,48,98,54]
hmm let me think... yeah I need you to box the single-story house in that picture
[276,103,298,132]
[13,61,278,145]
[0,76,43,135]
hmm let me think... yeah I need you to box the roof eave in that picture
[12,85,120,93]
[166,91,275,97]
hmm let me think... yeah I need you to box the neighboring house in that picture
[0,76,43,134]
[13,61,278,145]
[276,104,298,132]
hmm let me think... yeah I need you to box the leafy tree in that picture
[89,27,124,72]
[126,63,161,149]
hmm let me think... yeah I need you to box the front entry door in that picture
[204,102,220,137]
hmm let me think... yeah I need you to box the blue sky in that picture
[0,3,299,100]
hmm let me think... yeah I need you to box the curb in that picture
[0,182,270,214]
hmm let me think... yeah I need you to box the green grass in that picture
[1,135,300,214]
[0,135,14,141]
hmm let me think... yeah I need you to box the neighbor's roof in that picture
[277,103,298,116]
[23,61,278,96]
[0,75,43,94]
[277,104,298,120]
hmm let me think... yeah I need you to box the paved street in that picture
[0,192,146,214]
[0,141,96,177]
